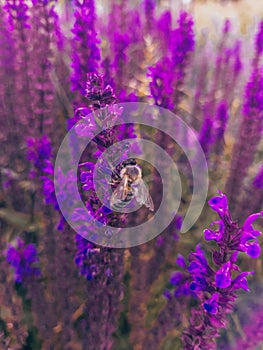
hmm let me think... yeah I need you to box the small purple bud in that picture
[176,254,186,269]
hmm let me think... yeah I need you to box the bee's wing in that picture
[110,175,129,208]
[133,180,154,211]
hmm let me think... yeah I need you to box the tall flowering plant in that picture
[0,0,263,349]
[168,192,262,349]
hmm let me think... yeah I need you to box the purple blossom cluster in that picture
[167,192,262,349]
[149,11,195,109]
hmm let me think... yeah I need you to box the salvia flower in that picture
[168,192,262,349]
[71,0,101,94]
[6,238,41,283]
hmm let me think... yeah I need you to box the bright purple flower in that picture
[188,244,209,274]
[203,293,219,314]
[238,237,261,258]
[208,191,228,215]
[204,220,224,242]
[215,261,232,288]
[232,271,254,292]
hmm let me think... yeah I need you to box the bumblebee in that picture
[110,159,154,212]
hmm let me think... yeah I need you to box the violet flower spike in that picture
[168,192,262,349]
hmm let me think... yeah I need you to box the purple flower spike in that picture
[215,261,232,288]
[170,192,262,348]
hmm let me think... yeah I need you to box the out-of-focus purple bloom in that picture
[27,135,60,214]
[170,271,183,286]
[176,254,186,269]
[143,0,155,33]
[110,31,130,98]
[255,20,263,56]
[199,101,229,159]
[198,115,214,156]
[71,0,101,94]
[74,234,100,280]
[6,238,41,283]
[171,11,195,69]
[156,11,172,55]
[149,11,194,110]
[214,101,229,145]
[27,135,52,172]
[253,165,263,189]
[225,22,263,212]
[148,57,174,109]
[233,40,242,75]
